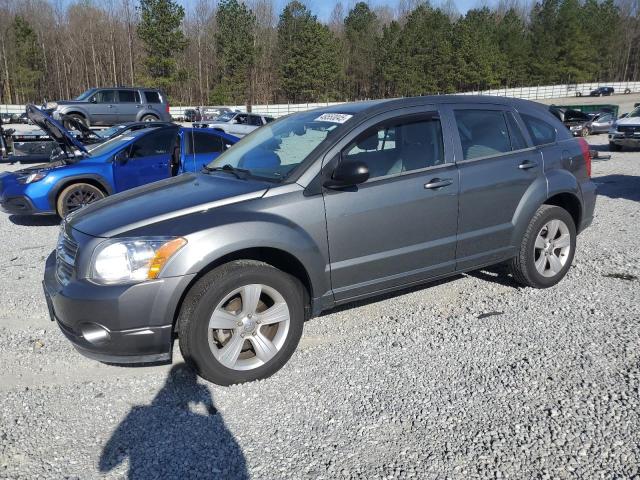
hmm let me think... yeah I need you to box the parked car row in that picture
[0,105,239,217]
[194,111,275,137]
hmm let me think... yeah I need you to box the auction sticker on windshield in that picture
[314,113,353,124]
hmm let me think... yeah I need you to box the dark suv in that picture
[43,96,596,385]
[590,86,614,97]
[49,87,171,128]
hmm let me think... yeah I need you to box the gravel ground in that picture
[1,133,639,480]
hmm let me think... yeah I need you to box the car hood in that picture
[615,116,640,126]
[14,160,66,175]
[67,173,271,238]
[26,104,87,154]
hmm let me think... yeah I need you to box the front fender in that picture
[160,213,331,307]
[57,105,89,120]
[46,173,114,210]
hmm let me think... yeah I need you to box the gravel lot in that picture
[0,131,639,479]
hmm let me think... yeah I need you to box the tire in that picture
[56,182,105,218]
[509,205,576,289]
[609,142,623,152]
[581,126,590,137]
[140,114,159,122]
[63,113,88,131]
[576,92,582,97]
[178,260,306,386]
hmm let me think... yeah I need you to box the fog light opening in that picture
[80,323,111,344]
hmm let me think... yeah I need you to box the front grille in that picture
[56,227,78,285]
[618,125,640,134]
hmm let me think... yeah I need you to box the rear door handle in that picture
[424,178,453,189]
[518,160,538,170]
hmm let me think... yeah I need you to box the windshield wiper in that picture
[202,163,250,179]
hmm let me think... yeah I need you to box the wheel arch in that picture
[47,174,113,211]
[171,246,314,330]
[543,192,582,230]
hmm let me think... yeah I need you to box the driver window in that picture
[92,90,116,103]
[342,114,444,179]
[130,129,177,158]
[235,114,248,125]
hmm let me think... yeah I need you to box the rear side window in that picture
[342,114,444,179]
[520,114,556,146]
[130,129,177,158]
[187,131,224,154]
[505,112,528,150]
[265,117,275,123]
[248,115,263,127]
[118,90,140,103]
[143,91,162,104]
[455,110,511,160]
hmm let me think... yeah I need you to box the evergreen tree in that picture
[213,0,256,105]
[397,5,454,95]
[496,9,531,87]
[11,16,44,103]
[344,2,380,99]
[137,0,188,92]
[529,0,561,83]
[277,1,340,102]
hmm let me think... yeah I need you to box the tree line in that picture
[0,0,638,107]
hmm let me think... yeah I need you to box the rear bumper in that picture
[43,251,196,364]
[579,180,597,234]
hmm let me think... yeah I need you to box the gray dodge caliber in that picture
[43,96,597,385]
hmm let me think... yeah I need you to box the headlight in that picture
[17,172,47,184]
[90,237,187,284]
[45,101,58,109]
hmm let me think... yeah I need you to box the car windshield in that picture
[86,131,143,155]
[206,110,348,180]
[214,112,235,123]
[627,107,640,118]
[75,89,96,101]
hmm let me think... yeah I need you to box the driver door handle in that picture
[518,160,538,170]
[424,178,453,189]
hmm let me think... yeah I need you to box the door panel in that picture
[448,104,544,270]
[181,130,226,173]
[113,128,178,191]
[323,111,458,301]
[117,90,142,122]
[88,89,118,125]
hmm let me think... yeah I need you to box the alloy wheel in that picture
[533,219,571,278]
[207,284,290,371]
[65,187,99,213]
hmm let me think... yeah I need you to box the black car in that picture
[590,87,614,97]
[183,109,202,122]
[549,106,592,136]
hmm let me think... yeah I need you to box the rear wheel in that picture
[63,114,87,131]
[56,182,105,218]
[178,260,305,386]
[141,114,158,122]
[581,126,590,137]
[509,205,576,288]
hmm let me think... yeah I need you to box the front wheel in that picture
[178,260,305,386]
[581,126,590,137]
[509,205,576,288]
[56,182,105,217]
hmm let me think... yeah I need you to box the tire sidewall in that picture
[182,263,305,385]
[524,207,577,288]
[56,183,105,217]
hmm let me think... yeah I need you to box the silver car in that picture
[588,112,615,134]
[195,112,275,137]
[49,87,172,128]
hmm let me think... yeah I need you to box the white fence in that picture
[2,81,639,118]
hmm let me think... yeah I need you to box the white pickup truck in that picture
[609,105,640,151]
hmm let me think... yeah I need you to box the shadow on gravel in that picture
[99,363,248,479]
[8,215,60,227]
[466,264,522,289]
[594,174,640,202]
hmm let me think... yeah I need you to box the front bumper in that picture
[43,251,196,364]
[0,195,44,215]
[609,133,640,147]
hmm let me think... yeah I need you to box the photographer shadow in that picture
[99,363,248,479]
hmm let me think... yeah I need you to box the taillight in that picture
[166,103,170,113]
[578,137,591,177]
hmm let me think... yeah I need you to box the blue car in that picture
[0,105,239,217]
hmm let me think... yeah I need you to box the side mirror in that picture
[114,150,128,164]
[324,160,369,189]
[619,113,628,118]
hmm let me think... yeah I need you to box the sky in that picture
[178,0,487,21]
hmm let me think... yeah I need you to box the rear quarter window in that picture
[520,114,557,146]
[143,91,162,104]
